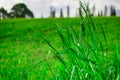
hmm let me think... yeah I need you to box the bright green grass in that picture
[0,17,120,80]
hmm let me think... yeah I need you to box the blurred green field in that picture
[0,17,120,80]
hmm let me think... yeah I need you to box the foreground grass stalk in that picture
[70,66,76,80]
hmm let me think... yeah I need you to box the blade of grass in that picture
[70,66,76,80]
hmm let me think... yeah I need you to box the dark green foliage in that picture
[50,6,56,18]
[10,3,34,18]
[110,5,116,16]
[0,3,34,19]
[0,7,8,19]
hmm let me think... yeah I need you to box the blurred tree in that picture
[104,5,107,16]
[10,3,34,18]
[0,7,8,19]
[50,6,55,18]
[8,12,15,18]
[50,6,53,17]
[110,5,116,16]
[67,5,70,17]
[101,10,103,16]
[91,5,95,16]
[25,8,34,18]
[98,10,103,16]
[52,10,56,17]
[60,8,63,18]
[98,11,101,16]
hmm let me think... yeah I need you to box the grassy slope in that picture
[0,17,120,79]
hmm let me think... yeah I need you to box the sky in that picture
[0,0,120,18]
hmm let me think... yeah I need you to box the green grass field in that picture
[0,17,120,80]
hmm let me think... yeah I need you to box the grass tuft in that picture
[44,1,120,80]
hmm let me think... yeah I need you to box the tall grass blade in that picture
[17,59,45,80]
[114,34,120,80]
[45,59,56,79]
[99,25,107,43]
[70,66,76,80]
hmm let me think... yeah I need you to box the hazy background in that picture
[0,0,120,18]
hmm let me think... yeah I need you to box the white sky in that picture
[0,0,120,18]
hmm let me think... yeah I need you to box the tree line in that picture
[90,5,116,17]
[50,5,70,18]
[0,3,117,19]
[50,4,117,18]
[0,3,34,19]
